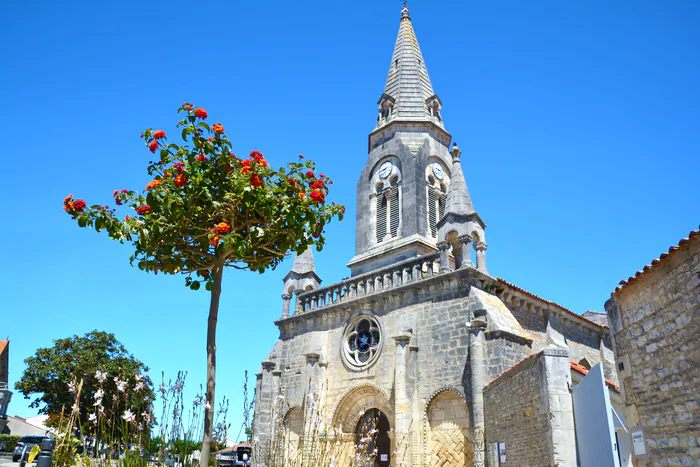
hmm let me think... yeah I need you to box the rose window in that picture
[343,316,382,370]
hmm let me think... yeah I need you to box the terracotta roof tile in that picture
[569,360,619,392]
[0,340,8,355]
[612,229,700,296]
[496,278,607,329]
[484,352,538,389]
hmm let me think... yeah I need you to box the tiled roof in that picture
[496,278,607,329]
[484,352,538,389]
[569,360,620,392]
[612,229,700,296]
[0,340,8,355]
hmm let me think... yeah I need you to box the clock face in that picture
[379,161,393,179]
[432,163,445,180]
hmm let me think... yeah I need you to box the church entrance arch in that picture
[356,409,391,467]
[425,388,473,466]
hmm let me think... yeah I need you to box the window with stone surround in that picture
[342,315,383,370]
[371,159,401,244]
[426,161,449,238]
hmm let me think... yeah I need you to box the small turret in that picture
[280,248,322,319]
[436,143,489,273]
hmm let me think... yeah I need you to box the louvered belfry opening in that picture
[375,182,401,244]
[376,195,388,243]
[389,187,400,237]
[428,186,437,238]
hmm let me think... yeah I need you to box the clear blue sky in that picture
[1,0,698,441]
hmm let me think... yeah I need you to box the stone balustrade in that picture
[293,252,442,315]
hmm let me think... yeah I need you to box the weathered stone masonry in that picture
[606,230,700,467]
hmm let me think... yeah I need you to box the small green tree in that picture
[64,104,344,467]
[15,330,155,431]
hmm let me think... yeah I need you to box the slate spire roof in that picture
[291,247,316,275]
[443,144,476,216]
[379,5,441,125]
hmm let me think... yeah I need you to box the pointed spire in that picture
[291,247,316,275]
[443,143,475,216]
[378,5,441,126]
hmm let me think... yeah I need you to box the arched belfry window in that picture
[426,161,450,239]
[372,159,401,244]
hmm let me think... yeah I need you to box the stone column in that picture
[271,369,282,443]
[393,333,412,466]
[437,241,451,273]
[474,241,488,274]
[458,234,474,268]
[281,293,292,319]
[541,347,578,467]
[468,317,487,467]
[303,353,321,446]
[409,345,421,467]
[294,290,303,314]
[256,361,277,441]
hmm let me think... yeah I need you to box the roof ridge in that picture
[612,228,700,296]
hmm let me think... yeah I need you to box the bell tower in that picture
[348,5,466,276]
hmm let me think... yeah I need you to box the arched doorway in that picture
[355,409,391,467]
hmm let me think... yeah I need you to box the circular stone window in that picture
[342,315,383,370]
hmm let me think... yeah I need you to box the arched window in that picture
[426,162,449,238]
[373,160,401,244]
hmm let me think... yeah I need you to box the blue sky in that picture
[1,0,698,441]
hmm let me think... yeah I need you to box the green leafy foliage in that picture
[0,435,22,452]
[14,331,154,430]
[63,103,345,288]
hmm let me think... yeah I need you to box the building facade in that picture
[253,7,617,466]
[605,229,700,467]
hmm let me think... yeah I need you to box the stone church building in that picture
[253,6,617,466]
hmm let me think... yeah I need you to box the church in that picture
[253,6,618,466]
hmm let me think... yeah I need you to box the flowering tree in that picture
[64,104,344,467]
[15,331,154,434]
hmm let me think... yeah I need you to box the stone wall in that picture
[484,348,577,467]
[484,353,550,466]
[605,235,700,466]
[0,341,8,386]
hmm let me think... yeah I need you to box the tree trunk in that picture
[200,266,223,467]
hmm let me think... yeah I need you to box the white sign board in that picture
[631,429,646,456]
[498,442,507,463]
[380,454,388,462]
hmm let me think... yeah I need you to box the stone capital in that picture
[474,241,488,252]
[457,234,473,245]
[261,360,276,371]
[392,334,412,346]
[436,241,450,251]
[409,345,419,353]
[281,292,292,300]
[467,319,487,331]
[271,369,282,377]
[304,352,321,365]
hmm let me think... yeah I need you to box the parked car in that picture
[13,436,49,462]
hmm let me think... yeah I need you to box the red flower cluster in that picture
[213,222,230,234]
[251,174,263,187]
[153,130,166,140]
[209,234,220,246]
[310,180,325,190]
[145,180,165,191]
[63,194,86,213]
[73,199,87,212]
[305,170,315,178]
[149,141,159,153]
[196,154,207,162]
[309,190,325,204]
[250,150,268,167]
[174,174,187,187]
[113,189,128,205]
[183,102,193,111]
[194,108,208,119]
[136,205,151,215]
[212,123,224,133]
